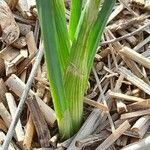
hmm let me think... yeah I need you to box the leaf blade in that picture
[87,0,116,71]
[36,0,67,125]
[69,0,82,41]
[64,0,102,133]
[54,0,70,72]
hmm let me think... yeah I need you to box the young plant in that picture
[36,0,115,139]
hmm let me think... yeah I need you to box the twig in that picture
[0,132,16,150]
[6,74,56,126]
[23,114,34,150]
[26,31,37,55]
[0,103,12,129]
[131,115,150,138]
[108,90,146,102]
[127,99,150,110]
[93,68,115,132]
[133,35,150,52]
[0,78,8,106]
[114,75,127,113]
[120,109,150,119]
[16,50,38,75]
[95,121,130,150]
[118,0,138,16]
[26,95,51,147]
[105,29,149,83]
[2,47,44,150]
[76,131,109,148]
[84,97,109,111]
[118,67,150,95]
[107,15,149,32]
[121,135,150,150]
[120,46,150,69]
[107,4,124,23]
[6,93,24,142]
[117,29,138,46]
[101,22,150,45]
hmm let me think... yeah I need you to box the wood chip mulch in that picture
[0,0,150,149]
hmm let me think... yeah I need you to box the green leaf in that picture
[87,0,116,71]
[53,0,70,71]
[69,0,82,41]
[64,0,102,134]
[64,0,115,134]
[36,0,67,129]
[36,0,115,139]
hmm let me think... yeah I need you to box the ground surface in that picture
[0,0,150,150]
